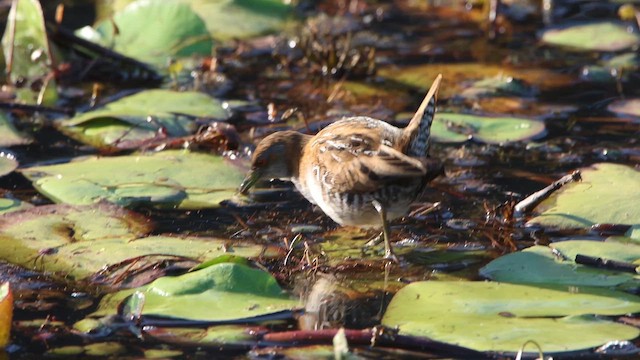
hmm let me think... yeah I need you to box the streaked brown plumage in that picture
[240,74,443,259]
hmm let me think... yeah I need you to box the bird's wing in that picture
[310,121,428,193]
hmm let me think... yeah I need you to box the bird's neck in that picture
[285,132,312,180]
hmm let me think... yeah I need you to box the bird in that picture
[239,74,443,260]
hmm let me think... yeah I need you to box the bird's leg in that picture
[371,200,398,262]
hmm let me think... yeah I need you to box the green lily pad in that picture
[541,22,640,52]
[92,262,299,321]
[379,63,575,99]
[382,281,640,353]
[553,239,640,265]
[0,152,18,178]
[528,163,640,239]
[1,0,57,105]
[0,112,32,147]
[0,204,266,279]
[108,0,293,41]
[480,243,639,287]
[57,90,229,150]
[432,113,546,144]
[0,197,32,215]
[460,75,537,99]
[189,0,293,40]
[76,0,213,68]
[19,150,246,209]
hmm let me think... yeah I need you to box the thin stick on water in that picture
[514,170,582,217]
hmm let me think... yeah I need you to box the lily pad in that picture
[480,243,639,287]
[0,197,32,215]
[459,75,537,99]
[0,152,18,178]
[1,0,57,105]
[432,113,546,144]
[92,262,299,321]
[541,22,640,52]
[528,163,640,239]
[76,0,213,68]
[108,0,293,41]
[0,112,32,147]
[382,281,640,353]
[20,150,246,209]
[57,90,229,150]
[0,204,266,280]
[379,63,575,99]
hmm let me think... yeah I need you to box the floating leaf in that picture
[0,112,31,147]
[20,150,246,209]
[57,90,229,150]
[0,152,18,178]
[379,63,575,99]
[528,163,640,239]
[0,282,12,348]
[541,22,640,52]
[382,281,640,353]
[1,0,57,105]
[0,197,32,215]
[480,243,638,287]
[0,204,267,280]
[76,0,213,68]
[107,0,293,41]
[188,0,293,40]
[432,113,546,144]
[92,262,299,321]
[460,75,537,99]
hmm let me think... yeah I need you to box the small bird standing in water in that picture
[239,75,443,260]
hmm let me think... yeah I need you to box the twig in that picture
[0,101,74,116]
[514,170,582,217]
[575,254,639,274]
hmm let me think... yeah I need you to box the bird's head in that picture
[238,130,307,194]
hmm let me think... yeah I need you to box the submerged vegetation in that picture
[0,0,639,358]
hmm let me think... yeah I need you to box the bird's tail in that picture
[402,74,442,157]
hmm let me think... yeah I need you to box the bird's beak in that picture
[238,169,260,195]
